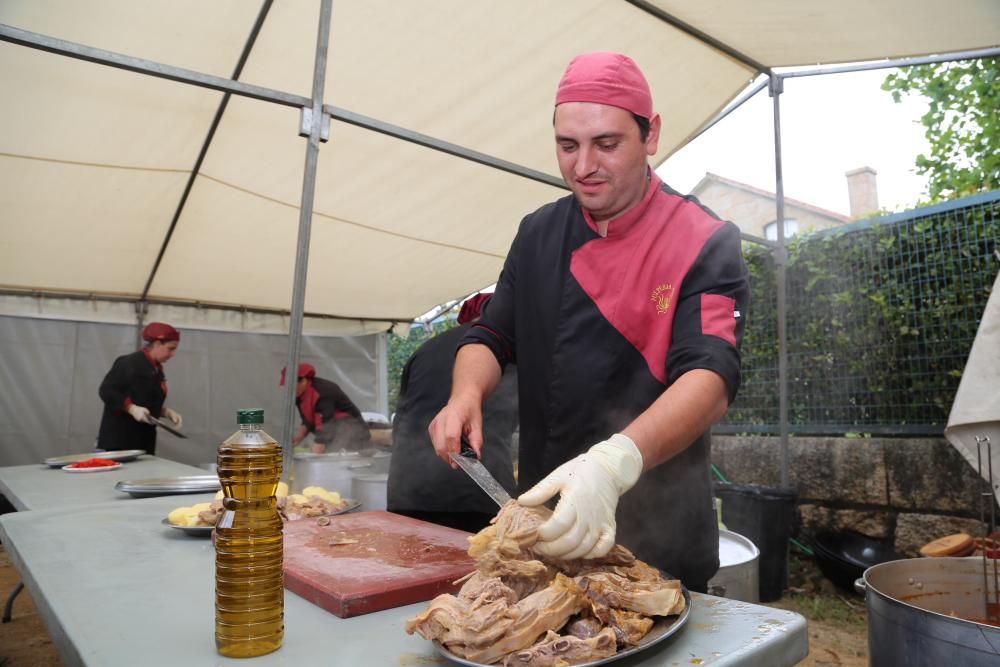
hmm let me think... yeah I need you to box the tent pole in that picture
[134,301,148,350]
[781,47,1000,79]
[281,0,332,481]
[769,72,790,488]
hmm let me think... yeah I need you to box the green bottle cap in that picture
[236,409,264,424]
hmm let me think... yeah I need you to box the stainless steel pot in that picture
[707,529,760,602]
[351,473,388,511]
[292,452,376,495]
[863,557,1000,666]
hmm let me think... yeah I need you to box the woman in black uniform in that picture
[97,322,184,455]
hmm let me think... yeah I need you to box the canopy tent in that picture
[3,0,999,333]
[2,1,999,465]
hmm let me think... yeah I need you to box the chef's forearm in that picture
[621,369,729,471]
[451,343,502,405]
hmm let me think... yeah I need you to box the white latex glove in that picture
[518,433,643,560]
[127,404,151,424]
[162,407,183,429]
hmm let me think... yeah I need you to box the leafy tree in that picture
[883,57,999,201]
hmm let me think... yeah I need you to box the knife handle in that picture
[459,434,477,458]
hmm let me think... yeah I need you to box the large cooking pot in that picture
[292,451,389,495]
[707,529,760,602]
[863,556,1000,666]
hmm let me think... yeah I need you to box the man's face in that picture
[296,376,310,398]
[554,102,660,224]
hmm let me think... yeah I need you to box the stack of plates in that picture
[115,475,221,498]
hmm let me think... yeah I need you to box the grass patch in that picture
[764,551,868,631]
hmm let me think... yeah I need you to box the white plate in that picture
[63,462,123,473]
[45,449,146,468]
[433,585,691,667]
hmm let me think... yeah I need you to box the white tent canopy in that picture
[2,0,999,335]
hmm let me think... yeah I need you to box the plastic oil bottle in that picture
[215,408,284,658]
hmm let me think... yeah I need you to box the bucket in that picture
[351,473,388,511]
[714,482,797,602]
[707,529,760,602]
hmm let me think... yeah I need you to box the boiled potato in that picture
[287,494,308,505]
[190,502,212,513]
[167,506,194,525]
[302,485,342,505]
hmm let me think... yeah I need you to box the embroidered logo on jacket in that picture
[650,283,674,315]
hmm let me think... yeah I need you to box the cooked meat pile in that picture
[405,501,686,666]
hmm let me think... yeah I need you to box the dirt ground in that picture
[765,551,869,667]
[0,545,865,667]
[0,546,61,667]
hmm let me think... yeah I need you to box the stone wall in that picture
[712,435,993,557]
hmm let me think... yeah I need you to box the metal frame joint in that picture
[299,106,331,142]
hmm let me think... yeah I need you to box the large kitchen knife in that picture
[147,415,188,438]
[450,438,512,508]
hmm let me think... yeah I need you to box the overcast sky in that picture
[656,67,932,216]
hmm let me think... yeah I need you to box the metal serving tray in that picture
[115,475,221,498]
[45,449,147,468]
[434,584,691,667]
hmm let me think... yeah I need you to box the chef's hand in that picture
[127,404,151,424]
[518,433,643,560]
[162,407,183,429]
[428,396,483,468]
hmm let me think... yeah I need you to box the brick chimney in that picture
[846,166,879,219]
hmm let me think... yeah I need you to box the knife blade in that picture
[450,438,512,508]
[147,416,188,438]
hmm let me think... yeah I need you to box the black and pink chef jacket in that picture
[460,172,749,589]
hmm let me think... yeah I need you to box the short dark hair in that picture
[632,113,650,142]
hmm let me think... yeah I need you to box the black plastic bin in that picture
[714,482,798,602]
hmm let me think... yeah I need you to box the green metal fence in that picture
[719,190,1000,435]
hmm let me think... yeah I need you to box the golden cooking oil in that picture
[215,408,284,658]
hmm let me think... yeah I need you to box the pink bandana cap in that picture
[555,52,653,120]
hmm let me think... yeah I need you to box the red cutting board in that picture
[283,510,476,618]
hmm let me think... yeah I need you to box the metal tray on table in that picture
[45,449,147,468]
[115,475,221,498]
[433,584,691,667]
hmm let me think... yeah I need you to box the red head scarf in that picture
[555,52,653,120]
[141,322,180,343]
[279,362,316,386]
